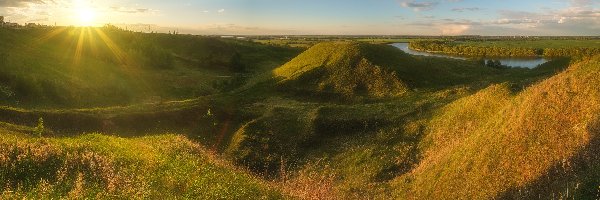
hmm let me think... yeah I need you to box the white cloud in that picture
[217,9,225,13]
[451,7,481,12]
[570,0,596,7]
[558,17,567,24]
[399,0,439,11]
[440,24,470,35]
[110,6,155,14]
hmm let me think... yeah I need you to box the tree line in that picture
[409,40,599,58]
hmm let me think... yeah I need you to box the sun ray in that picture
[60,28,81,64]
[93,28,128,65]
[93,27,153,95]
[73,27,86,65]
[86,27,99,58]
[28,27,67,50]
[32,27,68,46]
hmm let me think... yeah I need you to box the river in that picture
[390,43,549,69]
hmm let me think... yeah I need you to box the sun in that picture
[78,8,96,26]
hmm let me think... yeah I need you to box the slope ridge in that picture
[394,56,600,199]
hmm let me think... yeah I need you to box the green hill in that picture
[0,26,298,108]
[0,124,282,199]
[273,42,411,98]
[2,26,597,199]
[271,41,517,99]
[393,55,600,199]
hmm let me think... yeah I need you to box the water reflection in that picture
[390,43,549,69]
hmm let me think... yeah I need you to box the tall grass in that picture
[0,129,282,199]
[394,55,600,199]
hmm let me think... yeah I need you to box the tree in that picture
[486,59,504,69]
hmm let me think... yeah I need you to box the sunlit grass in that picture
[393,56,600,199]
[0,128,282,199]
[1,26,597,199]
[0,26,297,108]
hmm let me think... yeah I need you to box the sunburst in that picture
[74,0,97,27]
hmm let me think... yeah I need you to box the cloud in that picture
[26,16,47,22]
[110,6,154,14]
[497,7,599,26]
[190,23,300,35]
[570,0,596,7]
[440,24,470,35]
[217,9,225,13]
[399,0,439,11]
[448,6,599,35]
[0,0,46,7]
[397,0,597,35]
[421,15,435,19]
[558,17,567,24]
[451,7,481,12]
[408,19,476,35]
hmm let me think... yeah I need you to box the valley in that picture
[0,26,599,199]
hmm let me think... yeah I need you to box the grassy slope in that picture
[393,55,600,199]
[273,42,410,98]
[271,41,515,99]
[1,27,593,199]
[0,27,298,108]
[222,41,577,199]
[0,126,282,199]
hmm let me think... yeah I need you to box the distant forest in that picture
[409,40,600,58]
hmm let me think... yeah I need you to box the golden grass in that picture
[0,130,282,199]
[394,55,600,199]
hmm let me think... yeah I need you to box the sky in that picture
[0,0,598,35]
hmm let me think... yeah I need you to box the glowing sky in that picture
[0,0,598,35]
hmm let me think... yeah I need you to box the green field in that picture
[461,39,600,49]
[1,27,600,199]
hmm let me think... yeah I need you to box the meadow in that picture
[1,26,599,199]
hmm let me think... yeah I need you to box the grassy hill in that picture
[271,41,551,100]
[0,26,299,108]
[2,26,598,199]
[0,124,282,199]
[393,55,600,199]
[273,42,410,98]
